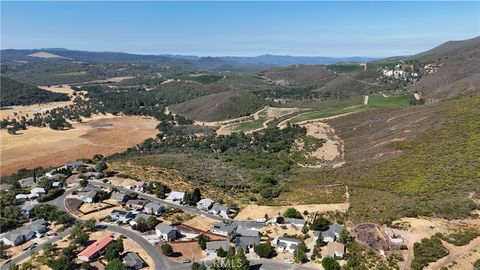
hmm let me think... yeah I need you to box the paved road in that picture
[0,227,73,270]
[86,179,230,222]
[2,183,185,270]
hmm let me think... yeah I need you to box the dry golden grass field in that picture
[0,115,158,175]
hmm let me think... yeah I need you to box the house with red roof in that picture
[77,235,114,262]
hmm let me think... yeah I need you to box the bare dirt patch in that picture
[0,115,158,175]
[297,121,345,168]
[235,203,349,220]
[182,216,218,232]
[168,241,204,262]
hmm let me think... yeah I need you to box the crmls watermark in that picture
[202,259,245,268]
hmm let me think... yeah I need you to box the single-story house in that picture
[210,222,237,237]
[235,236,260,253]
[284,218,306,228]
[320,224,343,243]
[134,182,147,192]
[52,181,62,189]
[21,204,35,217]
[123,252,144,269]
[165,191,185,204]
[155,223,179,241]
[64,160,85,170]
[276,237,300,253]
[209,204,230,219]
[196,198,214,210]
[45,169,57,178]
[320,241,345,258]
[110,192,129,203]
[143,202,166,215]
[236,227,259,238]
[110,210,136,224]
[0,219,47,246]
[83,172,104,179]
[15,194,29,203]
[129,213,153,227]
[30,187,46,196]
[83,190,98,203]
[77,235,114,261]
[19,177,36,188]
[47,173,67,180]
[126,199,148,210]
[206,241,230,254]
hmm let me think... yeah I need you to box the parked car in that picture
[182,259,191,264]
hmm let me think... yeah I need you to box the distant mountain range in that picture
[0,48,379,68]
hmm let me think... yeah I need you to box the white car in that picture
[284,259,293,264]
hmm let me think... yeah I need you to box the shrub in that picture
[161,243,173,256]
[284,208,302,219]
[411,236,449,270]
[322,257,341,270]
[254,242,275,258]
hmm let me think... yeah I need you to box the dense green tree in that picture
[284,208,302,219]
[197,234,208,250]
[80,178,89,188]
[104,238,124,261]
[96,161,108,172]
[322,257,341,270]
[254,242,275,258]
[161,243,173,256]
[294,241,308,263]
[216,247,227,258]
[47,256,74,270]
[105,258,127,270]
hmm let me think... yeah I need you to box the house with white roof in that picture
[275,237,300,253]
[196,198,214,210]
[165,191,185,204]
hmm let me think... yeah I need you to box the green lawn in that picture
[368,94,416,107]
[326,64,365,73]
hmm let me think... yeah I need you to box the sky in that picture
[1,1,479,57]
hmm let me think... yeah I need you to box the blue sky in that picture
[1,1,479,57]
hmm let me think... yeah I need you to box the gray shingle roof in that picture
[206,241,230,251]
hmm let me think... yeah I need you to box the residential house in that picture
[64,160,85,170]
[122,252,144,269]
[77,235,114,261]
[235,223,260,238]
[45,169,57,179]
[275,237,300,253]
[165,191,185,204]
[134,182,147,192]
[19,177,36,188]
[21,204,35,218]
[235,236,260,253]
[52,181,62,189]
[320,241,345,258]
[110,192,129,203]
[284,218,306,228]
[206,241,230,254]
[110,210,136,224]
[83,172,104,179]
[30,187,46,196]
[0,219,47,246]
[321,224,343,243]
[196,198,214,210]
[155,223,179,241]
[209,204,230,219]
[129,213,153,227]
[270,216,285,225]
[210,222,237,237]
[143,202,166,216]
[126,199,148,210]
[83,190,98,203]
[15,194,29,203]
